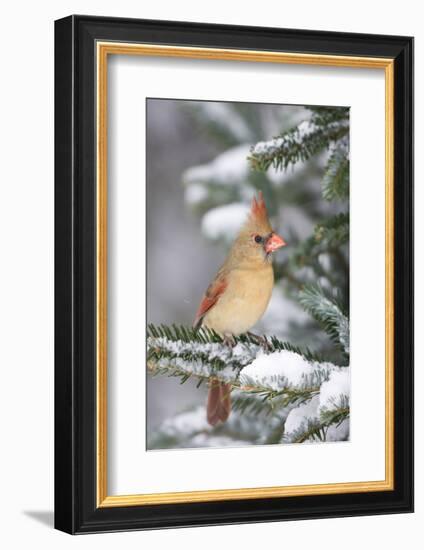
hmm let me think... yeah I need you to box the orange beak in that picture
[265,233,286,253]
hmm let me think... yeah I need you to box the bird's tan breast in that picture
[203,265,274,336]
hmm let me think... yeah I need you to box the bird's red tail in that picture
[207,380,231,426]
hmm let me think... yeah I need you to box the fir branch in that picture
[319,404,350,428]
[283,213,349,295]
[298,285,350,353]
[290,213,349,268]
[232,386,320,416]
[283,398,350,444]
[314,212,350,253]
[288,418,327,443]
[248,109,349,173]
[231,390,278,416]
[322,141,349,201]
[307,106,349,126]
[148,324,324,365]
[239,359,335,396]
[147,332,253,384]
[147,324,350,442]
[147,324,341,416]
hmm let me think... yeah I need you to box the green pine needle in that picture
[147,323,337,415]
[298,285,349,353]
[248,107,349,173]
[322,143,349,201]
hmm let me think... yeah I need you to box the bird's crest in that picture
[246,191,272,234]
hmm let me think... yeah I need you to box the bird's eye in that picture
[254,235,263,244]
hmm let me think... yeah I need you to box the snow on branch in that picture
[237,350,347,414]
[148,334,259,385]
[148,324,344,404]
[239,350,337,392]
[248,106,349,173]
[249,117,348,173]
[147,324,350,445]
[283,368,350,443]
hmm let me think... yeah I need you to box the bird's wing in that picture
[193,272,228,329]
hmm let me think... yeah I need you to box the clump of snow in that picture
[284,395,319,435]
[241,351,310,388]
[201,202,249,241]
[182,144,251,187]
[231,342,260,363]
[318,368,350,413]
[252,137,284,156]
[239,350,336,391]
[281,368,351,444]
[184,183,208,205]
[296,120,316,138]
[251,121,316,158]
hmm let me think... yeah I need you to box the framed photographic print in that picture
[54,15,414,534]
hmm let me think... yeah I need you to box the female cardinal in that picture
[193,192,286,425]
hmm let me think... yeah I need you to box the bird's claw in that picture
[223,334,237,348]
[247,331,272,351]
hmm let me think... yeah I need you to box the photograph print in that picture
[146,98,350,450]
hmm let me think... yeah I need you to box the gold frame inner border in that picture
[96,42,395,508]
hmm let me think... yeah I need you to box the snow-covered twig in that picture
[249,109,349,173]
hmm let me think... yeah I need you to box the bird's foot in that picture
[222,334,237,348]
[247,331,271,351]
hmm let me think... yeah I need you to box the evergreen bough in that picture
[148,104,350,448]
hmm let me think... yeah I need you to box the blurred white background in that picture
[0,1,420,548]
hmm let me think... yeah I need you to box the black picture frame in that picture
[55,15,414,534]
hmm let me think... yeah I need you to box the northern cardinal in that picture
[193,192,286,425]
